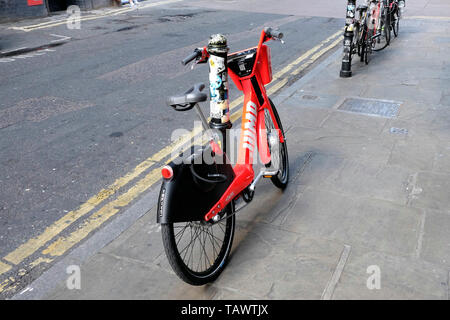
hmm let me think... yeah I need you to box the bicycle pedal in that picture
[248,169,279,192]
[263,170,279,178]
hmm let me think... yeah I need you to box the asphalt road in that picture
[0,0,344,297]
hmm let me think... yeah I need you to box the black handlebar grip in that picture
[181,50,201,66]
[264,27,284,40]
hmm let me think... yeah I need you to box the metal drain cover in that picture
[338,98,401,118]
[390,127,408,135]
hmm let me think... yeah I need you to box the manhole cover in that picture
[338,98,401,118]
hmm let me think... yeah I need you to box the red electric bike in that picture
[157,28,289,285]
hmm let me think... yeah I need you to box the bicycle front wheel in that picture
[161,203,235,286]
[265,99,289,189]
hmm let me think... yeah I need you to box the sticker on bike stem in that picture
[209,55,230,123]
[210,75,223,102]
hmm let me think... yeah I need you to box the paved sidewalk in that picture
[18,16,450,300]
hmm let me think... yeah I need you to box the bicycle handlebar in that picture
[264,27,284,40]
[181,28,283,66]
[181,49,202,66]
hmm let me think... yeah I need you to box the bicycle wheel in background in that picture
[161,201,235,286]
[360,39,366,61]
[354,22,362,57]
[365,38,372,64]
[384,7,391,45]
[363,25,373,65]
[392,6,400,37]
[360,25,367,62]
[373,10,390,51]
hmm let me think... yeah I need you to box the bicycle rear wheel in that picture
[161,202,235,286]
[264,99,289,189]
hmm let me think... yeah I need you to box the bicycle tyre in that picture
[354,23,361,57]
[360,40,365,61]
[161,202,235,286]
[365,38,371,65]
[385,7,391,45]
[265,99,289,189]
[360,31,366,62]
[393,8,400,37]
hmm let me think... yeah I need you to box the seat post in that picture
[193,103,209,131]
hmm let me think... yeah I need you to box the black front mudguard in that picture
[157,146,235,224]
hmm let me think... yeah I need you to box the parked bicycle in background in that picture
[340,0,405,77]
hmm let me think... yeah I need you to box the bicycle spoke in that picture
[205,227,224,251]
[175,224,189,246]
[208,228,219,258]
[180,225,200,261]
[195,228,204,272]
[217,221,226,234]
[201,229,210,270]
[188,226,201,270]
[181,226,195,263]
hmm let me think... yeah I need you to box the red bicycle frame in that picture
[203,30,284,221]
[369,0,387,37]
[373,1,381,33]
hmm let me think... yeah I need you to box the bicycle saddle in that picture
[357,4,368,11]
[166,83,208,111]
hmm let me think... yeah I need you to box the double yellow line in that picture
[9,0,183,32]
[0,29,343,293]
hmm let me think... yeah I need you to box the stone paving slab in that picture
[421,209,450,268]
[332,247,448,300]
